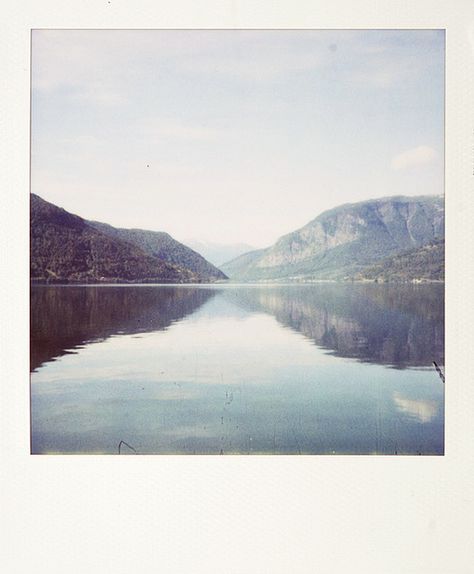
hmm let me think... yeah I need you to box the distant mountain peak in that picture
[182,239,259,267]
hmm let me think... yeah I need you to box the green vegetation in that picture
[354,238,444,282]
[220,195,444,282]
[31,193,444,284]
[30,194,227,283]
[89,221,226,281]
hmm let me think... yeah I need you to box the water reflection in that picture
[30,284,444,455]
[224,284,444,368]
[30,285,216,371]
[31,283,444,372]
[392,392,439,423]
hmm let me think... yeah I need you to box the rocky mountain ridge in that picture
[220,195,444,281]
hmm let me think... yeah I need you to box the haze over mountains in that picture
[221,196,444,282]
[31,194,444,284]
[31,194,226,283]
[88,221,227,281]
[182,239,257,267]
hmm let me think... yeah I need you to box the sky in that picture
[31,29,445,247]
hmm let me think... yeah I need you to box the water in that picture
[30,283,444,455]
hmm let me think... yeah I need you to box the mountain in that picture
[221,196,444,281]
[30,194,227,283]
[354,238,445,282]
[182,240,258,267]
[218,248,266,278]
[88,222,227,281]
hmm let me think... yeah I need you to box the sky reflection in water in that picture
[30,284,444,455]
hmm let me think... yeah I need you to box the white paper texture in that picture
[1,1,473,572]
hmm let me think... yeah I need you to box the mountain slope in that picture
[30,194,226,283]
[88,222,227,281]
[354,238,445,282]
[218,248,266,278]
[221,195,444,281]
[182,240,258,267]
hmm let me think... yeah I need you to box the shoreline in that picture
[30,278,445,286]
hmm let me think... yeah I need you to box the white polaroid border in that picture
[1,2,473,573]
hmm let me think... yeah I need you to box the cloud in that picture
[30,30,445,245]
[390,146,438,170]
[393,392,439,423]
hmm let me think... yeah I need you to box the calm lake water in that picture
[30,283,444,455]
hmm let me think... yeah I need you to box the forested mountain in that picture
[354,238,445,282]
[88,221,227,281]
[221,196,444,281]
[31,193,444,284]
[30,194,227,283]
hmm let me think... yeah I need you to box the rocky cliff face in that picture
[221,196,444,281]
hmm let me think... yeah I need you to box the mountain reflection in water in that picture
[30,285,216,371]
[30,284,444,455]
[31,283,443,372]
[223,283,444,369]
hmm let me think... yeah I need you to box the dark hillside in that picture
[31,194,201,283]
[89,221,226,282]
[354,238,444,282]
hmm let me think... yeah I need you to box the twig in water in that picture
[118,440,137,454]
[433,361,445,383]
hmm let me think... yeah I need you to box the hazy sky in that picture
[31,30,444,247]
